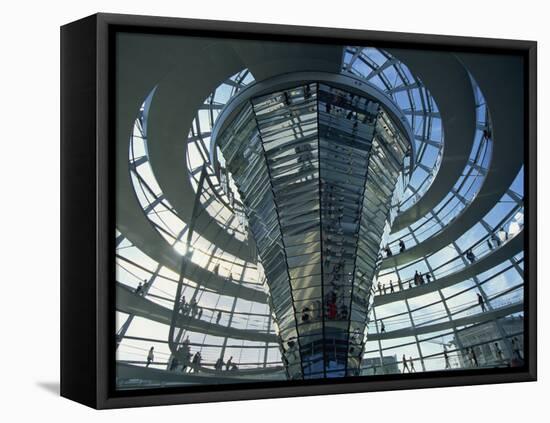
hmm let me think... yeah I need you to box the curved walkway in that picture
[117,362,285,385]
[374,231,523,307]
[117,245,268,303]
[368,301,523,341]
[117,283,277,343]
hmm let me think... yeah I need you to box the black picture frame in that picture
[60,12,537,409]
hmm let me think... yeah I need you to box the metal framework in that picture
[114,45,525,388]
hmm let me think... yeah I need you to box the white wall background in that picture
[0,0,546,420]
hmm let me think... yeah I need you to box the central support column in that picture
[216,79,411,379]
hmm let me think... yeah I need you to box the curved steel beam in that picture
[386,49,477,232]
[380,52,524,269]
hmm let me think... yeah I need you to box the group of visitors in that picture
[166,345,239,373]
[298,293,351,324]
[323,89,374,125]
[413,270,431,286]
[377,281,394,295]
[167,336,192,372]
[214,355,238,372]
[471,226,512,257]
[179,296,204,320]
[382,239,407,258]
[166,337,203,373]
[375,270,433,296]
